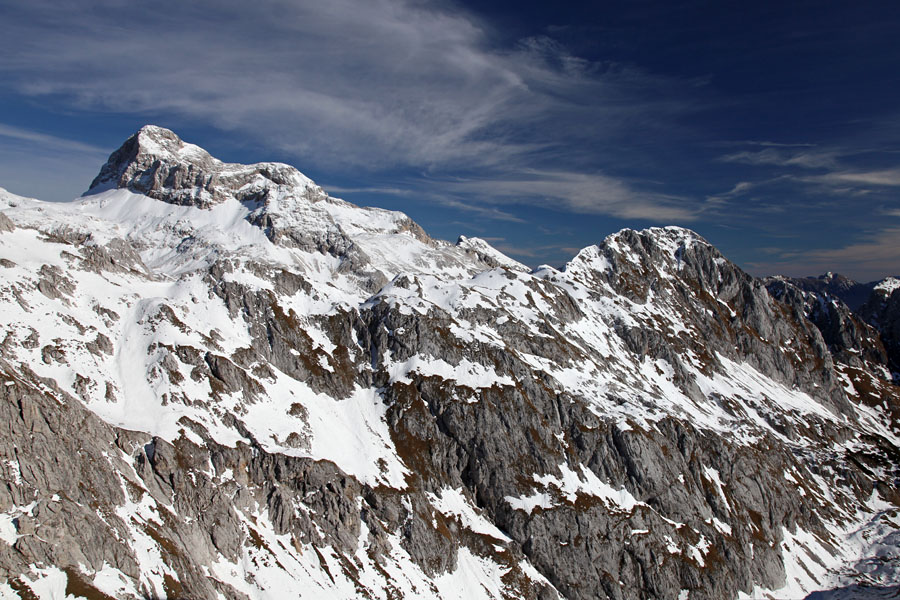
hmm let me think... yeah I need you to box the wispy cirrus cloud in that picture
[806,167,900,187]
[703,176,803,209]
[719,148,838,169]
[326,168,692,222]
[741,141,817,148]
[321,182,529,222]
[0,124,108,156]
[2,0,529,169]
[705,180,755,206]
[0,124,110,201]
[428,169,695,221]
[0,0,701,221]
[715,139,900,193]
[709,138,900,243]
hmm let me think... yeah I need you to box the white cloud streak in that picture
[812,168,900,187]
[717,144,900,195]
[0,124,108,156]
[719,148,838,169]
[431,169,695,221]
[705,180,755,206]
[0,145,102,202]
[0,124,110,201]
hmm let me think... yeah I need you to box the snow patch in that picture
[874,277,900,295]
[506,463,641,514]
[428,488,511,542]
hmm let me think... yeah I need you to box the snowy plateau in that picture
[0,125,899,599]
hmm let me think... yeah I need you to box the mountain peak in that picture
[85,125,314,208]
[87,126,214,194]
[815,271,857,286]
[129,125,215,163]
[874,276,900,295]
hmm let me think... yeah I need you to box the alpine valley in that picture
[1,126,899,600]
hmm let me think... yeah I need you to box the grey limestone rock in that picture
[0,211,14,233]
[858,283,900,376]
[767,276,889,370]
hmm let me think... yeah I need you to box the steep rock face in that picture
[858,279,900,378]
[765,277,889,372]
[764,276,900,442]
[782,273,900,379]
[1,127,899,600]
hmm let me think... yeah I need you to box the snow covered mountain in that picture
[1,125,898,599]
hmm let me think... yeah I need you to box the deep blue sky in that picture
[1,0,899,280]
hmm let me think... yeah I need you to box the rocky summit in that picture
[1,126,899,600]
